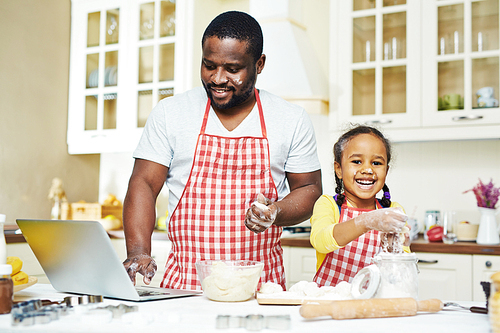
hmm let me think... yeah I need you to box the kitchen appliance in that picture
[16,219,201,301]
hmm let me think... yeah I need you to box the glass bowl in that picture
[195,260,264,302]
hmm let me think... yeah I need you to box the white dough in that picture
[258,280,353,301]
[201,262,262,302]
[259,282,283,294]
[253,202,269,211]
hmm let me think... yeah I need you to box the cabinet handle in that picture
[417,259,438,264]
[486,261,492,268]
[365,119,392,125]
[452,115,483,122]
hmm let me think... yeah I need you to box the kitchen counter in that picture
[0,284,490,332]
[281,234,500,255]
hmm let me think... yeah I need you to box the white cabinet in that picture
[416,252,498,302]
[334,0,422,130]
[421,0,500,131]
[282,246,317,289]
[67,0,192,154]
[332,0,500,142]
[473,254,500,302]
[416,252,472,301]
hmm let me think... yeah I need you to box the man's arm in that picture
[273,170,322,226]
[122,158,168,285]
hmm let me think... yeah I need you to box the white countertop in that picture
[0,284,491,332]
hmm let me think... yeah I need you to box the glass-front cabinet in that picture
[333,0,500,141]
[336,0,421,129]
[68,0,188,154]
[422,0,500,129]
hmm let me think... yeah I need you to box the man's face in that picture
[201,36,264,111]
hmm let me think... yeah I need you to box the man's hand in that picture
[244,193,278,234]
[123,253,157,285]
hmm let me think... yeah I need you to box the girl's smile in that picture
[335,133,388,209]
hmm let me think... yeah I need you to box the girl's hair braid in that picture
[380,183,392,208]
[334,174,345,206]
[333,124,393,207]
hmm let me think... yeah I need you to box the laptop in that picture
[16,219,201,302]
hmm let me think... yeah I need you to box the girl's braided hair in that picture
[334,125,392,208]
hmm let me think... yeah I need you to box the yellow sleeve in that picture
[310,195,344,270]
[390,201,411,253]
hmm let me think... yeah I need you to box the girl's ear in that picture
[334,161,342,179]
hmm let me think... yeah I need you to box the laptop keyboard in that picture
[137,289,170,297]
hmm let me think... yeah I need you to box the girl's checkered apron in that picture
[313,201,382,287]
[161,90,285,290]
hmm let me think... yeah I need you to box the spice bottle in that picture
[0,264,13,314]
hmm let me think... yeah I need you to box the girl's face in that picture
[334,133,389,209]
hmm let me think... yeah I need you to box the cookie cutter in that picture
[216,314,290,330]
[11,300,70,326]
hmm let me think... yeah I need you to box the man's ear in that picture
[334,161,342,180]
[256,54,266,74]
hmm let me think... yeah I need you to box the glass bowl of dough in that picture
[195,260,264,302]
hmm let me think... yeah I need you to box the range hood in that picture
[250,0,329,115]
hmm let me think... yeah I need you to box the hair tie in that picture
[383,191,391,200]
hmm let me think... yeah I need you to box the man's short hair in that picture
[202,11,263,64]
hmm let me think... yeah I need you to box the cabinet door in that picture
[68,0,190,154]
[472,254,500,302]
[68,0,136,154]
[422,0,500,129]
[416,252,472,301]
[282,246,317,289]
[334,0,421,130]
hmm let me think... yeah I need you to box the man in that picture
[123,11,322,291]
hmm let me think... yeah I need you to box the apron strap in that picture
[200,89,267,138]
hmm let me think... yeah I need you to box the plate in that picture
[14,276,38,293]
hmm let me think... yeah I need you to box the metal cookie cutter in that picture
[11,299,70,327]
[64,295,103,307]
[216,314,291,331]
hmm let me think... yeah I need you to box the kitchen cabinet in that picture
[282,246,317,289]
[473,254,500,301]
[331,0,500,142]
[416,252,473,301]
[67,0,191,154]
[416,252,498,302]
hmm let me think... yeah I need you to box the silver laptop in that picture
[16,219,201,302]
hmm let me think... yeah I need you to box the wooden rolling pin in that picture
[300,298,443,320]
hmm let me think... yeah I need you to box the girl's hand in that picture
[355,207,408,233]
[244,193,278,233]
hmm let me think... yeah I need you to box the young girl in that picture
[310,125,409,287]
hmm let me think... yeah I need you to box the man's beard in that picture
[203,72,256,110]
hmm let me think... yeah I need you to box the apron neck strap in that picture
[201,89,266,137]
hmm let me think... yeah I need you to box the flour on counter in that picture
[258,281,352,301]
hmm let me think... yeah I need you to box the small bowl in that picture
[456,222,479,241]
[195,260,264,302]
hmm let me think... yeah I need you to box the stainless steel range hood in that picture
[250,0,329,115]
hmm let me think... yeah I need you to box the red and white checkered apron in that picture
[161,90,284,291]
[313,200,382,287]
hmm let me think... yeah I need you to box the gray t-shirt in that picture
[133,87,321,216]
